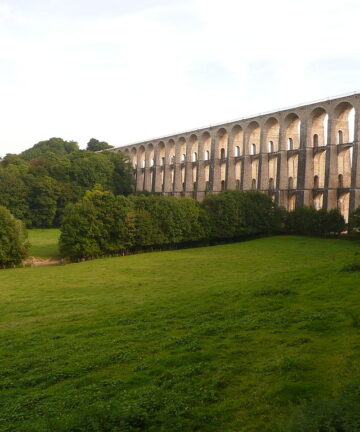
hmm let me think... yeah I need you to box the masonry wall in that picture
[113,94,360,222]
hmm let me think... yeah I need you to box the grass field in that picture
[28,229,60,259]
[1,235,360,431]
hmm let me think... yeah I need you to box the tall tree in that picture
[86,138,113,152]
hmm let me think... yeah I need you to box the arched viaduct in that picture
[113,93,360,222]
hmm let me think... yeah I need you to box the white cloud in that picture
[0,0,359,155]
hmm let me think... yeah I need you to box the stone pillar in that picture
[227,135,236,190]
[185,159,193,197]
[163,145,172,194]
[297,118,309,206]
[136,168,144,192]
[259,127,269,191]
[144,168,152,192]
[277,125,288,208]
[154,148,162,193]
[211,136,220,193]
[196,139,206,200]
[242,156,251,190]
[303,148,314,206]
[325,117,338,210]
[259,154,269,191]
[174,142,183,195]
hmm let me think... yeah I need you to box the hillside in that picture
[0,236,360,431]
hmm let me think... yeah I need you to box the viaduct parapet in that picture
[113,92,360,221]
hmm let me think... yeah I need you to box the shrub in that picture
[0,205,29,267]
[285,207,346,236]
[201,190,281,240]
[349,206,360,233]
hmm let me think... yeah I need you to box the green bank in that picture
[0,236,359,431]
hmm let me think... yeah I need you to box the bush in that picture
[285,207,345,236]
[0,205,29,267]
[349,206,360,233]
[201,190,282,240]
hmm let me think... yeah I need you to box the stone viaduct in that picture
[113,93,360,221]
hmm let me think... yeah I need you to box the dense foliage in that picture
[86,138,114,152]
[60,190,281,260]
[0,205,29,267]
[285,206,346,236]
[0,139,134,228]
[60,189,349,261]
[60,189,210,260]
[349,206,360,233]
[20,138,79,161]
[201,190,284,240]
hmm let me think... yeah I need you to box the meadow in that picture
[28,229,60,259]
[0,234,360,431]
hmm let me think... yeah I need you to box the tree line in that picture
[2,188,360,267]
[0,138,134,228]
[59,189,351,261]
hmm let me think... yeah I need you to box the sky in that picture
[0,0,360,156]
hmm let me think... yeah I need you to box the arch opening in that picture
[247,121,260,155]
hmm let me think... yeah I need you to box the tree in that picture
[349,207,360,233]
[20,138,79,161]
[86,138,113,152]
[59,201,104,260]
[0,206,29,267]
[201,190,280,240]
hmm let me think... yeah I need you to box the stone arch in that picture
[309,107,328,147]
[288,154,298,189]
[251,158,260,189]
[138,145,146,169]
[231,125,243,157]
[284,113,301,150]
[188,134,199,162]
[338,147,352,188]
[247,121,260,155]
[146,143,155,168]
[333,101,356,144]
[157,141,165,166]
[313,150,326,188]
[314,193,324,210]
[217,128,228,159]
[201,131,211,161]
[156,142,166,192]
[268,156,278,189]
[168,139,176,165]
[130,147,137,168]
[288,194,296,211]
[264,117,280,152]
[177,137,187,164]
[137,145,146,190]
[338,191,350,223]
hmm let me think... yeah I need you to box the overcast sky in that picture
[0,0,360,156]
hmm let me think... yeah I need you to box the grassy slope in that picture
[0,236,359,431]
[28,229,60,259]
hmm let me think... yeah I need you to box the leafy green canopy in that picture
[86,138,113,152]
[59,190,281,260]
[0,205,29,267]
[20,138,79,161]
[0,139,134,228]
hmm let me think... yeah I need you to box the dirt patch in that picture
[23,257,64,268]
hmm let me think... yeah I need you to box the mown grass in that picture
[28,229,60,259]
[0,236,360,431]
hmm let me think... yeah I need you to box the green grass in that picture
[0,236,360,431]
[28,229,60,259]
